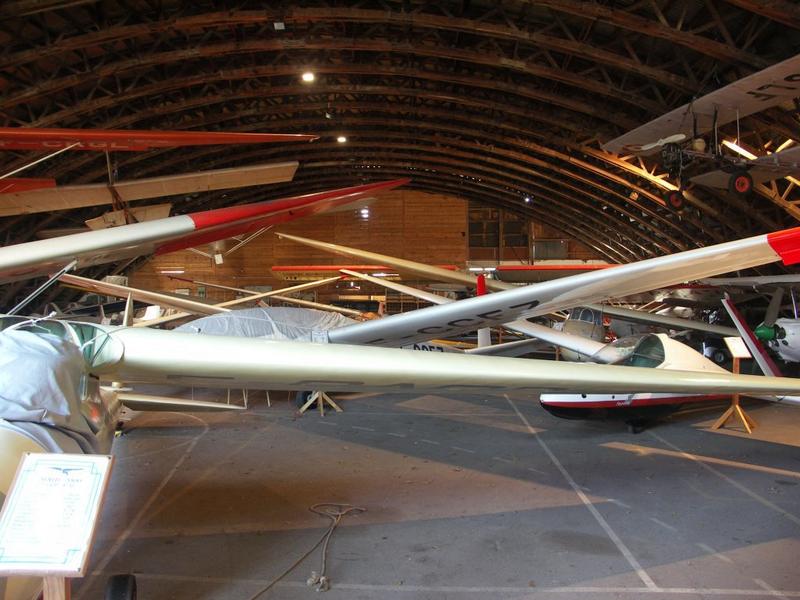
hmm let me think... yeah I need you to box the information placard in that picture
[724,336,752,360]
[0,453,113,576]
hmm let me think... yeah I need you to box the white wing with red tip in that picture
[323,228,800,347]
[0,179,409,283]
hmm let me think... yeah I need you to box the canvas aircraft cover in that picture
[0,329,97,452]
[176,307,357,342]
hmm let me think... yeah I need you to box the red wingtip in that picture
[476,274,487,296]
[767,227,800,266]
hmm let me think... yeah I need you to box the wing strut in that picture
[0,142,79,180]
[8,260,77,315]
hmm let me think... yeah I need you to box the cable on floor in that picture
[246,503,365,599]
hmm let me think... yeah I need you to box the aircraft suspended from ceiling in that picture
[0,126,317,219]
[603,53,800,210]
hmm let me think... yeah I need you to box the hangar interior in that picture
[0,2,799,599]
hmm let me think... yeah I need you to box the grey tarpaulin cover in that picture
[0,329,97,453]
[176,306,357,341]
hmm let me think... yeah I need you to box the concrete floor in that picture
[75,391,800,599]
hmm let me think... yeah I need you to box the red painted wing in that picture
[0,127,317,151]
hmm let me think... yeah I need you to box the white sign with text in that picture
[0,453,113,576]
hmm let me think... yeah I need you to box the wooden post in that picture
[43,576,70,600]
[299,391,343,416]
[711,357,757,433]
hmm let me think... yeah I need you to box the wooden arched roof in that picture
[0,1,798,307]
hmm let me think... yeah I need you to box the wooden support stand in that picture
[299,391,343,416]
[43,576,70,600]
[711,357,757,434]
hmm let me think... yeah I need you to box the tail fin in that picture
[721,296,782,377]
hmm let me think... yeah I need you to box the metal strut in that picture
[8,260,77,315]
[0,142,79,180]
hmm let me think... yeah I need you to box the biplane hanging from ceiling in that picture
[0,126,317,216]
[603,53,800,208]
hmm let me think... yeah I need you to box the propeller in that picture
[638,133,687,152]
[764,286,785,327]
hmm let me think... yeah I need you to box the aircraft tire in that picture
[295,390,312,408]
[711,349,728,364]
[105,574,137,600]
[729,171,753,197]
[665,190,684,212]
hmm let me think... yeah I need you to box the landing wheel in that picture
[626,419,649,434]
[711,349,728,365]
[665,190,685,212]
[728,171,753,197]
[295,390,312,408]
[105,574,136,600]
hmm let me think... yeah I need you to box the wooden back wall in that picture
[130,190,468,303]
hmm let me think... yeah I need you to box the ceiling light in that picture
[776,139,795,153]
[159,269,185,274]
[722,139,757,160]
[524,196,531,203]
[273,22,285,30]
[301,72,315,83]
[337,136,347,143]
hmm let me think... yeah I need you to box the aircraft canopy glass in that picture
[570,307,603,326]
[616,334,665,368]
